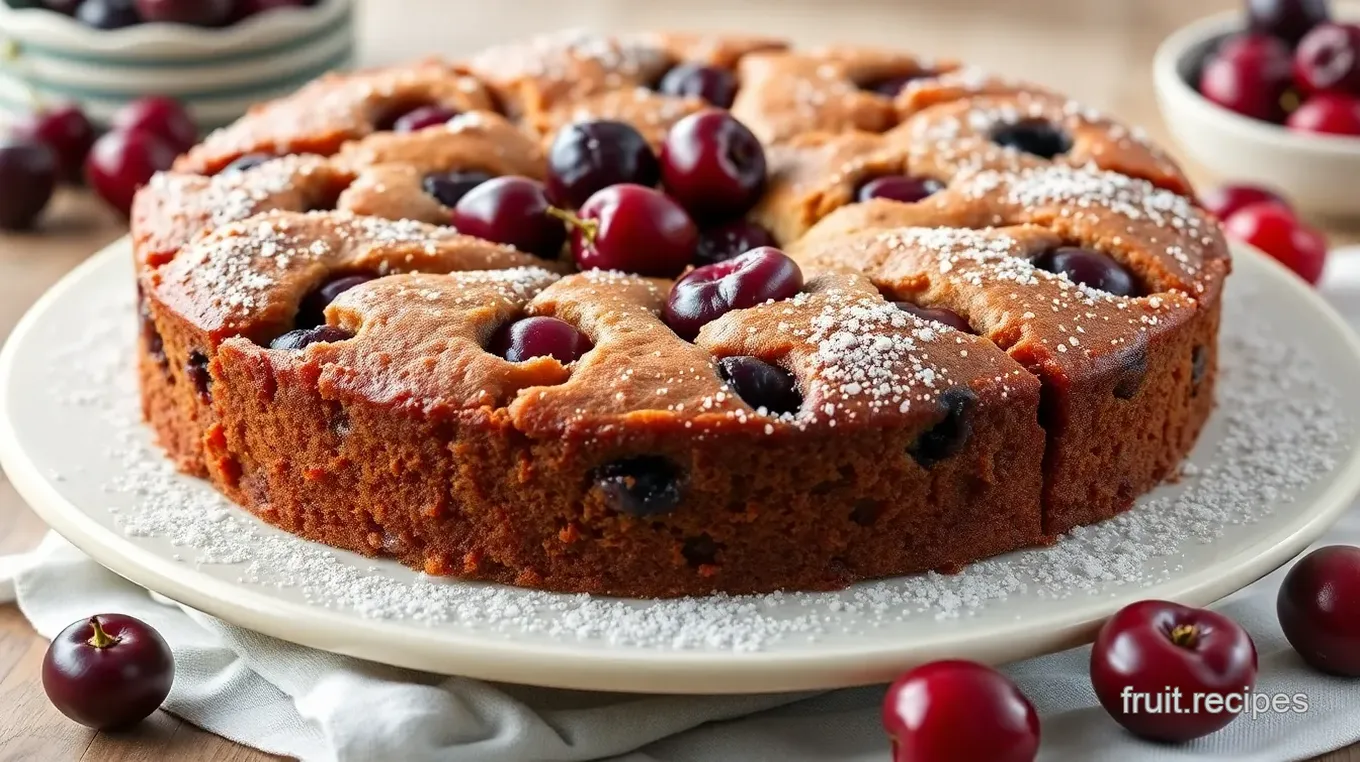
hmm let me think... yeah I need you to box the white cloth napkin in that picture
[4,251,1360,762]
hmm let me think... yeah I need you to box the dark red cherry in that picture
[694,219,778,265]
[134,0,233,25]
[856,175,945,204]
[297,274,374,327]
[894,302,973,333]
[990,119,1072,159]
[717,356,801,415]
[566,184,697,277]
[450,176,566,259]
[13,103,96,182]
[270,325,354,351]
[76,0,142,28]
[221,153,275,174]
[656,63,738,108]
[85,129,178,217]
[1199,183,1290,220]
[112,96,198,153]
[1248,0,1330,46]
[42,615,174,731]
[883,660,1040,762]
[664,246,803,340]
[1199,34,1294,123]
[592,456,686,516]
[660,110,767,221]
[1033,247,1139,297]
[392,105,459,133]
[1278,545,1360,677]
[490,316,593,364]
[1294,23,1360,96]
[910,387,977,466]
[1288,92,1360,135]
[547,120,660,209]
[422,170,494,208]
[0,139,57,231]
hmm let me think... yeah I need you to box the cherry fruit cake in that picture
[132,31,1228,598]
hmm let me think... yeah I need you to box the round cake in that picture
[131,31,1229,598]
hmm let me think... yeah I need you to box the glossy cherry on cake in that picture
[592,456,686,516]
[664,246,804,340]
[1199,183,1290,220]
[1223,202,1328,283]
[0,138,57,231]
[717,356,801,415]
[1248,0,1331,46]
[85,129,178,217]
[656,63,739,108]
[392,105,460,133]
[857,175,945,204]
[450,176,566,259]
[547,120,660,208]
[423,170,494,208]
[990,119,1072,159]
[1293,23,1360,96]
[694,219,778,265]
[42,614,175,731]
[1287,92,1360,135]
[297,274,374,327]
[1090,600,1257,743]
[133,0,233,25]
[1033,247,1139,297]
[13,104,96,183]
[271,325,354,351]
[1278,545,1360,677]
[660,111,767,221]
[560,184,697,277]
[894,302,973,334]
[490,316,593,364]
[112,96,198,153]
[1198,34,1294,123]
[882,660,1039,762]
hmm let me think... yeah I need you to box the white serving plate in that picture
[2,238,1359,695]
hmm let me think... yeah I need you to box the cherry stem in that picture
[86,616,121,649]
[546,206,598,246]
[1168,623,1199,649]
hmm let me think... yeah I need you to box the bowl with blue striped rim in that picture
[0,0,355,131]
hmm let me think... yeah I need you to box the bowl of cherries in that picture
[0,0,354,131]
[1154,0,1360,217]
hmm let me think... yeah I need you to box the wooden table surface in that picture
[2,0,1359,759]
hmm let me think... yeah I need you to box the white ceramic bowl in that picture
[1154,5,1360,218]
[0,0,355,130]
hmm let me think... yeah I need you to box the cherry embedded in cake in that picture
[131,31,1229,598]
[547,120,660,208]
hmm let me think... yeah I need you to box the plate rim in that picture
[4,238,1360,695]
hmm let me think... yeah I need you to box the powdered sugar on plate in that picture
[45,282,1348,653]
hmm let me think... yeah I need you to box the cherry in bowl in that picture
[1198,34,1294,123]
[1090,600,1257,743]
